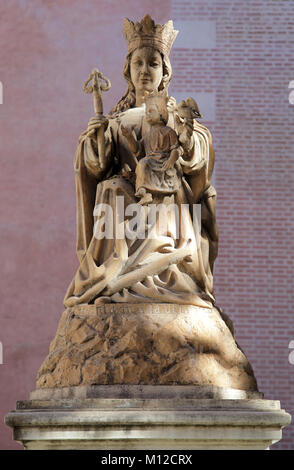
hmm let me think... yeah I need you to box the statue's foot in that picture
[138,192,153,205]
[135,187,146,197]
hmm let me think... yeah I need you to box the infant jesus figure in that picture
[121,91,184,205]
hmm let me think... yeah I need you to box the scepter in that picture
[83,68,111,170]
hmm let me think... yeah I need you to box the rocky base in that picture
[36,303,258,391]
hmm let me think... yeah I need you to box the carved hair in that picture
[108,48,172,116]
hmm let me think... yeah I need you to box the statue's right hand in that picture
[86,115,109,138]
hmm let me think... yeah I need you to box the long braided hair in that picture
[108,48,173,116]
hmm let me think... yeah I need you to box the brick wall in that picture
[170,0,294,449]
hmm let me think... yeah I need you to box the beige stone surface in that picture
[36,303,258,391]
[5,395,291,450]
[29,384,263,401]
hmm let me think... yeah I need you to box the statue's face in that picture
[130,47,163,94]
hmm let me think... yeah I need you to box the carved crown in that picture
[123,14,178,56]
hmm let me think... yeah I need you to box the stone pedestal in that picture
[5,385,291,450]
[5,304,291,449]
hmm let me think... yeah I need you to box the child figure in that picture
[121,91,183,205]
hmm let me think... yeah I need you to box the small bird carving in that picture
[185,97,202,118]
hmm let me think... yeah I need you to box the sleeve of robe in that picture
[73,122,116,263]
[177,117,218,275]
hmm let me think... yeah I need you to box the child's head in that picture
[144,91,168,125]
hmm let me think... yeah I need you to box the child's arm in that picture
[162,146,181,171]
[162,127,183,171]
[121,124,140,156]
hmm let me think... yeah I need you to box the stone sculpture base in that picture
[5,385,291,450]
[5,304,291,449]
[35,303,258,391]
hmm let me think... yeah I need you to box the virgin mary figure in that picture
[33,14,260,393]
[64,15,218,310]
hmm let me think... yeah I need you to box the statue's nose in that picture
[141,62,149,74]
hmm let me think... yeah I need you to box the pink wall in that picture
[0,0,293,449]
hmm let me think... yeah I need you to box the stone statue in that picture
[63,15,218,308]
[7,15,292,451]
[36,15,258,391]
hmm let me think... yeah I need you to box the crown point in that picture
[122,14,178,56]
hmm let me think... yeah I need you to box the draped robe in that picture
[64,101,218,308]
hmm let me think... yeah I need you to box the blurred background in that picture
[0,0,293,449]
